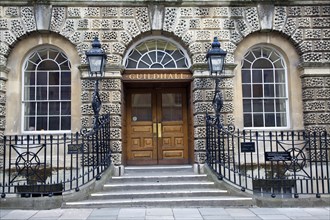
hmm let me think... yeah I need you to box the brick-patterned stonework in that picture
[0,2,329,164]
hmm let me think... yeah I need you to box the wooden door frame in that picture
[125,86,190,165]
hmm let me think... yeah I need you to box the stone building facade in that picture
[0,0,329,168]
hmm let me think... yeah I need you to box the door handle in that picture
[153,123,157,134]
[158,123,162,138]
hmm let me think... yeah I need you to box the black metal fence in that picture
[0,114,111,197]
[206,114,330,198]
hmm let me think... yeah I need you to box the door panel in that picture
[127,88,188,165]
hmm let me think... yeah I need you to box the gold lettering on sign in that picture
[123,72,191,81]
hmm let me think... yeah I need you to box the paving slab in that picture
[1,210,38,219]
[117,208,146,218]
[29,209,63,218]
[58,209,93,220]
[249,208,282,215]
[146,208,173,216]
[89,208,120,217]
[0,210,12,218]
[276,208,313,217]
[172,208,203,219]
[258,215,290,220]
[225,208,257,217]
[198,207,230,216]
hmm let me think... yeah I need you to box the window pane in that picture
[24,102,36,115]
[25,72,35,85]
[253,59,273,68]
[49,102,60,115]
[264,99,275,112]
[132,94,152,121]
[244,114,252,127]
[252,70,262,83]
[253,100,263,112]
[242,85,251,97]
[61,102,71,115]
[276,113,287,127]
[24,87,35,100]
[265,113,275,127]
[37,117,47,130]
[253,84,263,97]
[276,84,286,97]
[49,87,59,100]
[25,117,35,131]
[243,100,251,112]
[253,114,264,127]
[276,99,286,112]
[37,71,47,85]
[264,70,274,83]
[37,87,47,100]
[162,93,182,121]
[61,87,71,100]
[241,70,251,83]
[264,84,274,97]
[49,117,59,130]
[37,102,48,115]
[49,72,59,85]
[61,116,71,130]
[275,69,285,82]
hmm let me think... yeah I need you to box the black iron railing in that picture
[0,114,111,197]
[206,114,330,198]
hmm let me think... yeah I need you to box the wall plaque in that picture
[67,144,83,154]
[265,152,292,161]
[241,142,255,152]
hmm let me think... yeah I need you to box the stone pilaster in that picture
[79,64,124,165]
[300,65,330,133]
[191,64,235,166]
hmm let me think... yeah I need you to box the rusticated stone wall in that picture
[0,2,329,165]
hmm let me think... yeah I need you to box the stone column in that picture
[191,64,235,173]
[79,65,124,169]
[0,65,8,168]
[300,65,330,133]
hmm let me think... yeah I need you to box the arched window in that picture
[125,38,190,69]
[22,47,71,132]
[242,46,288,128]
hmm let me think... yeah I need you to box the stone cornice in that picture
[1,0,330,6]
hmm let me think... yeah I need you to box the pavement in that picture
[0,207,329,220]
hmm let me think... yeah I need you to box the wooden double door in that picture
[126,88,189,165]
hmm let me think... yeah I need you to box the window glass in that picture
[131,94,152,121]
[125,39,189,69]
[23,47,71,132]
[242,46,288,128]
[162,93,182,121]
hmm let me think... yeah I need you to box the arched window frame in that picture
[241,46,290,129]
[21,46,72,133]
[123,36,191,69]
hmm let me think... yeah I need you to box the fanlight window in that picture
[241,46,288,128]
[125,39,189,69]
[23,47,71,132]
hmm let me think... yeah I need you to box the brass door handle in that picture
[153,123,157,134]
[158,123,162,138]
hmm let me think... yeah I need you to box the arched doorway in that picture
[122,37,193,165]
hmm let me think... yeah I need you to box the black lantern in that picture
[206,37,227,127]
[85,37,107,78]
[206,37,227,76]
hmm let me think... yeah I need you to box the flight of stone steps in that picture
[64,165,254,208]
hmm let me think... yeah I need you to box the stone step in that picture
[110,174,209,183]
[90,189,228,200]
[123,165,194,176]
[64,196,254,208]
[102,181,216,191]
